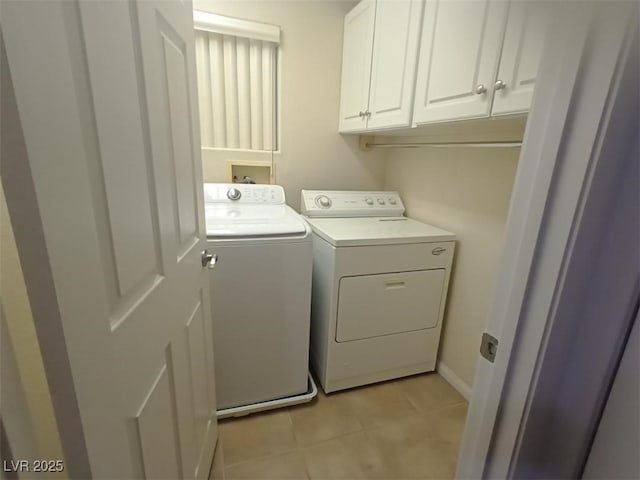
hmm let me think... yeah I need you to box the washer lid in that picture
[206,204,308,238]
[305,217,455,246]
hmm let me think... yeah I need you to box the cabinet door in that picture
[338,0,376,133]
[413,0,508,125]
[366,0,425,131]
[491,1,548,115]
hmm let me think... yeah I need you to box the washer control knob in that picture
[315,195,332,208]
[227,187,242,201]
[388,198,397,205]
[377,198,386,205]
[365,197,374,205]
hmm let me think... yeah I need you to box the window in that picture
[193,12,279,152]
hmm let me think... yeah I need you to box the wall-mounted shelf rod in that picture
[363,141,522,149]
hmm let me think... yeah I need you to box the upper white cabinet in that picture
[338,0,425,133]
[413,0,508,125]
[339,1,376,132]
[491,1,547,116]
[413,0,547,125]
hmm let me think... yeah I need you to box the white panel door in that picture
[491,1,548,116]
[413,0,508,125]
[2,1,217,478]
[338,0,376,133]
[366,0,425,131]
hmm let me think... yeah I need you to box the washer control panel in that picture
[204,183,286,204]
[301,190,405,217]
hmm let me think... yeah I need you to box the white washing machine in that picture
[301,190,456,393]
[204,183,314,416]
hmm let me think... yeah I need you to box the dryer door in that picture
[336,269,445,342]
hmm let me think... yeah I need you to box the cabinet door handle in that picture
[365,110,371,117]
[475,84,487,95]
[494,79,507,91]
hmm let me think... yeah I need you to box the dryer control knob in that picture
[388,198,397,205]
[227,188,242,201]
[365,197,374,205]
[315,195,332,208]
[377,198,386,205]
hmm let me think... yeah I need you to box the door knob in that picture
[475,84,487,95]
[201,250,218,269]
[494,79,507,90]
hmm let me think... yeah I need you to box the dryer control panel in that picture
[204,183,286,204]
[301,190,405,217]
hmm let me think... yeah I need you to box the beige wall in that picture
[384,145,520,388]
[1,181,66,476]
[193,0,386,211]
[195,0,521,390]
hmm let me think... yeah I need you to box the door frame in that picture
[457,2,639,478]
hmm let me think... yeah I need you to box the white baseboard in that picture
[437,362,472,401]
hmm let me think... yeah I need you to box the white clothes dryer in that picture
[301,190,456,393]
[205,184,314,415]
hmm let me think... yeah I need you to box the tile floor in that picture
[209,373,468,480]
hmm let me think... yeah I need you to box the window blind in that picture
[195,31,277,151]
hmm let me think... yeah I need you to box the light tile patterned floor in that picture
[209,373,468,480]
